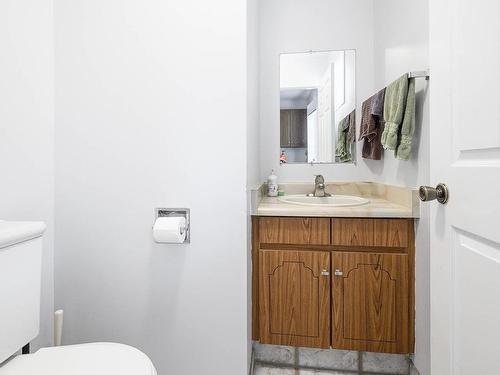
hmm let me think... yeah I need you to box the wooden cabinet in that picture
[259,249,330,348]
[280,109,307,148]
[252,216,415,354]
[332,252,410,353]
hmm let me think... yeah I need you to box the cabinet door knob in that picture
[321,269,330,276]
[334,269,343,276]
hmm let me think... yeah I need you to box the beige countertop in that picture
[250,182,420,218]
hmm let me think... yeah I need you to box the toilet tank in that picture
[0,221,46,363]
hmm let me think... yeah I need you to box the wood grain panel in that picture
[407,220,415,353]
[259,249,330,348]
[374,219,409,247]
[332,251,410,353]
[252,216,260,340]
[259,217,330,245]
[332,218,410,248]
[331,218,374,247]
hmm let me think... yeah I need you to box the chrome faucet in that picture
[313,175,331,197]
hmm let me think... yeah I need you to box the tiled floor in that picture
[252,343,412,375]
[254,364,355,375]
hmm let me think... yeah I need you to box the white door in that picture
[430,0,500,374]
[317,64,333,162]
[307,109,318,163]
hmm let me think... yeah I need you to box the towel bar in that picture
[408,70,430,79]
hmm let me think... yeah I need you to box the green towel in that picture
[335,117,351,162]
[381,74,409,150]
[395,78,416,160]
[335,117,346,159]
[335,113,354,163]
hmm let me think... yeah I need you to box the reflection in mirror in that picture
[279,49,356,164]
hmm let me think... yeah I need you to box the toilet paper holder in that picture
[154,208,190,243]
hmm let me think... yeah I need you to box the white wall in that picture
[371,1,429,188]
[54,1,249,375]
[373,2,430,374]
[259,0,375,181]
[247,0,260,368]
[0,0,54,351]
[282,148,307,164]
[248,0,261,189]
[280,52,330,88]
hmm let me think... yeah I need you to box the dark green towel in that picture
[335,112,355,163]
[335,117,348,161]
[381,74,408,150]
[335,117,351,163]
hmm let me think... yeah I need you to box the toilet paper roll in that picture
[153,216,187,243]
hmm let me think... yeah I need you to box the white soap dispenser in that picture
[267,169,278,197]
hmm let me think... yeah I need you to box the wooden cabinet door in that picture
[290,109,307,147]
[280,110,291,147]
[259,249,330,348]
[332,252,410,354]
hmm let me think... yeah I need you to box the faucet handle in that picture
[314,174,325,184]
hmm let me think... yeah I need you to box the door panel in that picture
[280,110,291,148]
[451,230,500,374]
[451,0,500,153]
[318,64,333,162]
[430,0,500,373]
[259,249,330,348]
[332,252,410,354]
[290,109,307,148]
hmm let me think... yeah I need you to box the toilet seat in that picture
[0,342,157,375]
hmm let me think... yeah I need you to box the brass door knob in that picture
[419,183,449,204]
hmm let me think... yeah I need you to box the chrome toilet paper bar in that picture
[154,208,190,243]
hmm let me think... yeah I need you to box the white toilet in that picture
[0,221,157,375]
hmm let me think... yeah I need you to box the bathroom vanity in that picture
[251,182,419,355]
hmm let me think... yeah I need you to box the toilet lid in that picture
[0,343,157,375]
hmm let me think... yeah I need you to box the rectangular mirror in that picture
[279,49,356,164]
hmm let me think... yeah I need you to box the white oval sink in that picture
[278,194,369,207]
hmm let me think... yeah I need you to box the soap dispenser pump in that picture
[267,169,278,197]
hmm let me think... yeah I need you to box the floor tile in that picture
[362,352,410,374]
[253,364,296,375]
[299,370,357,374]
[298,347,358,371]
[254,343,296,366]
[254,365,356,375]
